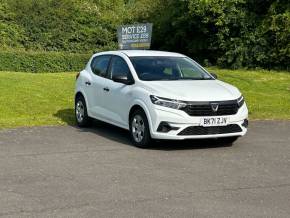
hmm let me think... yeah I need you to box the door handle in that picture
[103,87,110,92]
[85,81,91,86]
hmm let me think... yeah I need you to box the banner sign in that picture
[117,23,153,50]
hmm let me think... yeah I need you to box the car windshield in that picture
[130,56,213,81]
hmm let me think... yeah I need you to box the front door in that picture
[103,56,133,128]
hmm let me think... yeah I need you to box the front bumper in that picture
[149,104,248,140]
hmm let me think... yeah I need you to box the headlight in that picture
[237,95,245,108]
[150,95,187,110]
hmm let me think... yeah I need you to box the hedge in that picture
[0,50,91,72]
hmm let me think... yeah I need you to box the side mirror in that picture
[210,73,218,79]
[112,75,134,85]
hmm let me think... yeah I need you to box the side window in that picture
[110,56,132,79]
[90,55,111,77]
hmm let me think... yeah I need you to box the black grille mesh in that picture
[178,124,242,136]
[181,101,239,116]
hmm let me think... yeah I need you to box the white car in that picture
[75,50,248,147]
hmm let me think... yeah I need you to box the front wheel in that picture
[129,109,152,148]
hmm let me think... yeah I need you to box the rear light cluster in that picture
[76,72,81,80]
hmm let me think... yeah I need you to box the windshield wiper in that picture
[199,78,214,80]
[176,78,202,80]
[174,77,214,80]
[143,78,213,81]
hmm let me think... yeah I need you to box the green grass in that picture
[208,68,290,120]
[0,72,75,129]
[0,69,290,129]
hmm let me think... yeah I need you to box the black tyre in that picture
[129,109,152,148]
[75,95,91,127]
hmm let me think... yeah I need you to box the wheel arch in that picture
[129,105,144,121]
[75,91,84,102]
[128,102,153,135]
[75,90,89,104]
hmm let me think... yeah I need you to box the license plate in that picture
[200,117,229,127]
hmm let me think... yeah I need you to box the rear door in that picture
[87,55,112,119]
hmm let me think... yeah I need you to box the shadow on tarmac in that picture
[54,108,234,150]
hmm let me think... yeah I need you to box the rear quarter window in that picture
[90,55,111,77]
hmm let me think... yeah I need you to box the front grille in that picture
[178,124,242,136]
[181,100,239,116]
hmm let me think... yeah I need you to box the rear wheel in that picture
[129,109,151,148]
[75,95,91,127]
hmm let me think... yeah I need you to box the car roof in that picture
[96,50,186,58]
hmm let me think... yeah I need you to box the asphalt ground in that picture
[0,120,290,217]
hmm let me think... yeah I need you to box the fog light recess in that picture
[157,122,179,133]
[242,119,249,128]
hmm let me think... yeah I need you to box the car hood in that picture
[140,80,241,101]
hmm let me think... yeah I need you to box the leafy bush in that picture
[0,0,122,53]
[130,0,290,70]
[0,0,289,70]
[0,50,91,72]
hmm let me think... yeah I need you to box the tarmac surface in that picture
[0,120,290,217]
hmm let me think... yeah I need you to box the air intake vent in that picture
[178,124,242,136]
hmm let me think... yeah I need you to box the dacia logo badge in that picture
[211,103,219,112]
